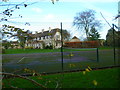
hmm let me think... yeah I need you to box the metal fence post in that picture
[60,22,64,72]
[112,24,116,65]
[97,48,99,62]
[60,22,64,88]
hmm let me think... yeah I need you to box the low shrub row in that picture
[64,41,99,48]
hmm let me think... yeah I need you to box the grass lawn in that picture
[2,47,114,54]
[2,48,61,54]
[2,67,120,88]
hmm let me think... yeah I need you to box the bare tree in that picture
[0,0,59,23]
[73,9,101,40]
[0,0,59,41]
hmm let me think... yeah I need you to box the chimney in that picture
[35,31,38,34]
[42,29,44,33]
[49,27,51,32]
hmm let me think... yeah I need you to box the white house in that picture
[25,28,62,49]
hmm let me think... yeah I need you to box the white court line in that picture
[17,57,26,63]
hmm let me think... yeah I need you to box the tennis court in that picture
[2,48,119,75]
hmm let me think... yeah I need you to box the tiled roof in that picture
[32,28,60,38]
[70,36,80,42]
[72,36,79,39]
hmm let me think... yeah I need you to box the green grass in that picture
[2,48,104,54]
[98,46,113,49]
[3,67,120,88]
[3,49,61,54]
[3,46,119,54]
[99,46,120,49]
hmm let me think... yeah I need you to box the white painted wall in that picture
[54,31,61,40]
[25,30,63,49]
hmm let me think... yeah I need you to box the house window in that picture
[48,36,49,39]
[49,36,51,39]
[39,37,41,40]
[46,36,48,39]
[43,36,45,39]
[41,37,43,40]
[56,42,58,46]
[45,36,47,39]
[37,37,39,41]
[56,35,60,40]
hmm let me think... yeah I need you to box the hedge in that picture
[64,41,99,48]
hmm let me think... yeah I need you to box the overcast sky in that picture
[0,0,119,40]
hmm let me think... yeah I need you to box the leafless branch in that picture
[55,81,59,89]
[100,12,112,28]
[1,72,47,88]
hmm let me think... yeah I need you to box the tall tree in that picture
[106,28,120,47]
[1,24,14,41]
[2,40,11,49]
[2,25,32,48]
[88,26,100,41]
[1,0,59,47]
[61,29,71,41]
[73,9,101,40]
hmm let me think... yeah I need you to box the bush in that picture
[2,49,5,54]
[45,45,53,49]
[25,46,33,49]
[64,41,99,48]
